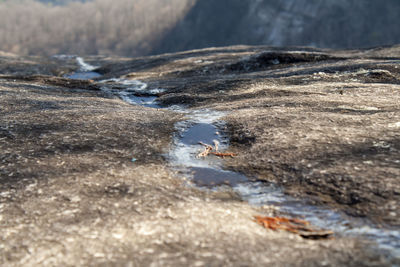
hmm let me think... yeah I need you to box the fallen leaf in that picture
[254,215,333,239]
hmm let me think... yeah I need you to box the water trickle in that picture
[236,181,400,259]
[76,57,98,72]
[180,123,220,145]
[66,71,102,80]
[137,80,400,261]
[61,56,102,80]
[190,167,248,187]
[120,93,158,108]
[99,78,162,108]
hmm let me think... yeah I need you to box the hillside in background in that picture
[0,0,399,56]
[153,0,400,54]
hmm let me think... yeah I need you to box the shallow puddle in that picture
[66,71,102,80]
[189,167,248,187]
[65,58,400,261]
[179,123,220,145]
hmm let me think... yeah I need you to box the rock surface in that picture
[1,45,399,265]
[98,45,400,227]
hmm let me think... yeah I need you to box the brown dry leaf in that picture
[254,215,333,239]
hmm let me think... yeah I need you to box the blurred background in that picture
[0,0,399,57]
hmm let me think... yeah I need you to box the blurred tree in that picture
[0,0,194,56]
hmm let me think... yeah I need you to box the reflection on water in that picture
[65,71,102,80]
[190,167,248,187]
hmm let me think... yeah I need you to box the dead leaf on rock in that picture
[254,215,333,239]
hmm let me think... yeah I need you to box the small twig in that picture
[197,146,212,158]
[197,142,213,158]
[198,141,212,148]
[213,140,219,152]
[209,152,237,158]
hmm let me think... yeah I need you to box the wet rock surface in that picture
[1,46,399,265]
[98,45,400,227]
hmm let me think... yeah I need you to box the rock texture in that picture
[1,45,399,265]
[98,45,400,227]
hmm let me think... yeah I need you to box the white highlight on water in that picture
[100,78,148,91]
[76,57,98,71]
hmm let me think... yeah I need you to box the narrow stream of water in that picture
[56,55,102,80]
[166,105,400,261]
[65,57,399,261]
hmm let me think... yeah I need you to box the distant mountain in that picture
[153,0,400,54]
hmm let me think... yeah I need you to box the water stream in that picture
[166,105,400,261]
[57,55,102,80]
[65,57,400,261]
